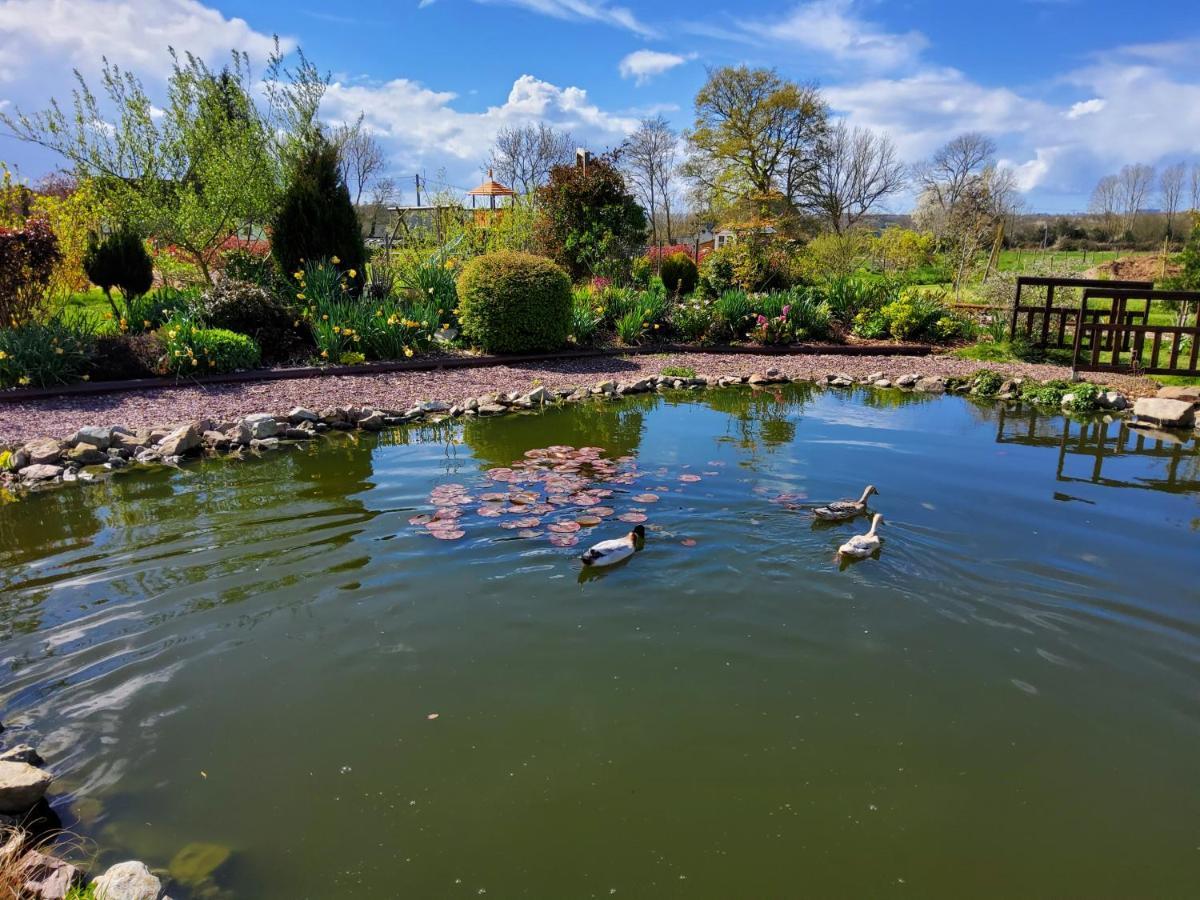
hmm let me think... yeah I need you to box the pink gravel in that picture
[0,351,1162,446]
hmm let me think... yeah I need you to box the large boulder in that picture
[1155,385,1199,405]
[23,438,63,466]
[1132,397,1196,430]
[0,745,44,766]
[92,860,164,900]
[18,464,63,484]
[157,424,201,457]
[0,760,53,812]
[71,426,112,450]
[15,849,82,899]
[67,444,108,465]
[240,413,279,440]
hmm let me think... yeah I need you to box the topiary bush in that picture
[161,312,261,375]
[457,252,572,353]
[200,278,305,362]
[659,252,698,296]
[83,226,154,325]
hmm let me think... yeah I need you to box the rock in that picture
[1132,397,1195,430]
[477,403,507,416]
[0,746,44,767]
[865,371,885,383]
[92,860,164,900]
[462,397,479,412]
[283,428,315,440]
[1155,385,1199,405]
[67,444,108,465]
[358,412,387,431]
[16,849,81,900]
[248,438,280,451]
[202,431,230,451]
[23,438,63,466]
[240,413,279,440]
[419,400,452,414]
[895,373,919,388]
[523,386,552,405]
[157,424,201,457]
[873,379,892,388]
[18,464,63,483]
[765,367,781,379]
[1099,391,1128,411]
[829,376,853,388]
[288,407,319,425]
[168,842,231,890]
[747,373,768,385]
[914,376,946,394]
[0,761,53,812]
[110,432,147,453]
[71,425,112,450]
[594,380,617,394]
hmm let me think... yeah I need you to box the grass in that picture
[661,365,696,379]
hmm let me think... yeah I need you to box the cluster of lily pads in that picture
[408,444,711,547]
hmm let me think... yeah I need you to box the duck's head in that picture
[865,484,880,498]
[630,524,646,541]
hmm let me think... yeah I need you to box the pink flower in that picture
[756,314,768,326]
[781,305,791,317]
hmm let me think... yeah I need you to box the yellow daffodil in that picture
[322,314,329,321]
[331,256,340,265]
[297,293,306,300]
[18,376,30,386]
[54,347,64,355]
[0,351,7,360]
[191,358,198,366]
[81,374,90,381]
[348,269,357,278]
[294,271,304,280]
[320,350,329,359]
[404,347,414,358]
[143,320,151,328]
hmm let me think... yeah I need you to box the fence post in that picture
[1009,279,1023,340]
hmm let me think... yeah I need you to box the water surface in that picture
[2,385,1199,898]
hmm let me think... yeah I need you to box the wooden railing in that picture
[1071,288,1200,376]
[1009,276,1153,348]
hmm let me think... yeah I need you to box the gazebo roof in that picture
[467,169,516,197]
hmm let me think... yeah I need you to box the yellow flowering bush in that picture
[0,318,93,389]
[160,312,260,376]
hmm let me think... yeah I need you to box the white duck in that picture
[580,524,645,568]
[814,485,878,521]
[838,514,884,559]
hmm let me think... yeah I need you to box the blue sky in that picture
[1,0,1199,212]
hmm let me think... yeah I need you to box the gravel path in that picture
[0,351,1161,445]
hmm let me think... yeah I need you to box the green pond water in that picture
[2,384,1199,898]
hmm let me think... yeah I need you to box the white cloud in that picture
[0,0,283,83]
[618,49,693,85]
[322,73,640,184]
[739,0,928,71]
[1065,98,1104,119]
[438,0,654,37]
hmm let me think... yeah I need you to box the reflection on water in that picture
[2,384,1199,899]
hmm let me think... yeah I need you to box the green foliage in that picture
[397,253,458,324]
[661,365,696,378]
[797,230,872,281]
[872,227,938,275]
[200,278,302,361]
[161,313,261,375]
[457,251,572,353]
[219,247,277,288]
[612,282,670,345]
[851,307,889,339]
[0,214,60,326]
[971,369,1004,396]
[87,332,165,380]
[83,226,154,323]
[534,154,646,280]
[570,287,604,346]
[713,289,753,338]
[849,286,961,343]
[630,254,653,287]
[825,275,895,326]
[879,292,945,341]
[752,287,833,343]
[671,297,717,344]
[0,317,94,388]
[697,249,736,299]
[1064,381,1102,412]
[272,136,366,293]
[1022,379,1072,407]
[659,252,698,296]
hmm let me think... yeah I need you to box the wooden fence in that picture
[1008,276,1153,348]
[1071,287,1200,376]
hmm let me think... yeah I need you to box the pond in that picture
[2,384,1199,898]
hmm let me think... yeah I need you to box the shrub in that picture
[1064,381,1102,412]
[0,317,93,388]
[660,252,698,296]
[797,230,872,281]
[824,275,896,326]
[0,216,61,326]
[200,278,304,362]
[671,298,716,344]
[87,332,166,380]
[697,248,736,299]
[1022,379,1071,407]
[457,251,572,353]
[397,255,458,325]
[161,313,260,375]
[271,136,366,294]
[713,289,753,338]
[83,226,154,324]
[630,254,653,287]
[971,369,1004,396]
[219,246,277,288]
[851,307,889,339]
[570,288,604,346]
[662,365,696,379]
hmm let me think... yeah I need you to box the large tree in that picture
[332,116,389,207]
[1,42,325,283]
[800,122,906,232]
[1159,162,1187,240]
[534,153,646,280]
[1089,174,1121,236]
[622,115,679,248]
[1116,163,1155,236]
[488,124,574,196]
[683,66,826,221]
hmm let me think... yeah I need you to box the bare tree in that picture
[488,123,574,196]
[1159,162,1187,239]
[800,122,906,232]
[622,115,680,249]
[918,132,996,212]
[1116,163,1155,236]
[1190,162,1200,213]
[332,115,388,207]
[1089,174,1120,236]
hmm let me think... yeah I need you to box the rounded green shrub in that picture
[162,314,261,376]
[457,252,572,353]
[200,278,306,362]
[659,252,698,296]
